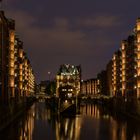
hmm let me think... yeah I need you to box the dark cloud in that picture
[76,15,122,28]
[4,0,140,82]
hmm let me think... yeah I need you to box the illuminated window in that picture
[122,53,125,58]
[10,79,14,87]
[137,22,140,31]
[114,72,116,75]
[19,76,22,81]
[121,44,125,50]
[138,62,140,67]
[122,85,125,89]
[19,83,22,89]
[138,71,140,76]
[138,82,140,88]
[122,76,125,81]
[10,31,15,42]
[9,69,14,75]
[122,71,125,76]
[114,63,116,67]
[10,61,14,67]
[138,54,140,59]
[19,64,22,69]
[68,89,73,91]
[122,59,125,64]
[137,34,140,43]
[19,51,23,58]
[10,44,14,51]
[10,53,14,59]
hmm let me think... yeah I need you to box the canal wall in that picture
[80,97,140,121]
[110,97,140,121]
[94,97,140,121]
[0,97,36,131]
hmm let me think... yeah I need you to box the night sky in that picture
[4,0,140,82]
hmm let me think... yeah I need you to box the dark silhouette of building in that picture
[106,60,113,96]
[97,70,108,95]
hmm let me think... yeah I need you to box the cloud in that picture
[5,8,123,82]
[4,0,140,83]
[53,18,69,29]
[5,10,94,81]
[6,10,91,53]
[77,15,122,28]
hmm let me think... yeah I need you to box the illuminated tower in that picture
[56,64,81,98]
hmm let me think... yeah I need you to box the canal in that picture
[0,100,140,140]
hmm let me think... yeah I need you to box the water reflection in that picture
[0,101,140,140]
[0,103,36,140]
[54,115,82,140]
[19,104,35,140]
[80,104,140,140]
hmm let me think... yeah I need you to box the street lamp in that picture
[48,71,51,81]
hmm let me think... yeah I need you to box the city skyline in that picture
[3,0,140,82]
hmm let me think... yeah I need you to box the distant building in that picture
[81,79,99,96]
[56,64,81,98]
[39,80,50,94]
[81,81,87,95]
[97,70,108,95]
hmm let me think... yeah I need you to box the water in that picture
[0,100,140,140]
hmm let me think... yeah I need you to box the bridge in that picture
[80,93,112,100]
[35,93,51,100]
[35,93,112,115]
[35,93,79,115]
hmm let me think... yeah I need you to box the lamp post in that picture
[48,71,51,81]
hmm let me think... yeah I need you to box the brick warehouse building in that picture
[0,11,35,105]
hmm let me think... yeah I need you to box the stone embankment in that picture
[0,97,36,131]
